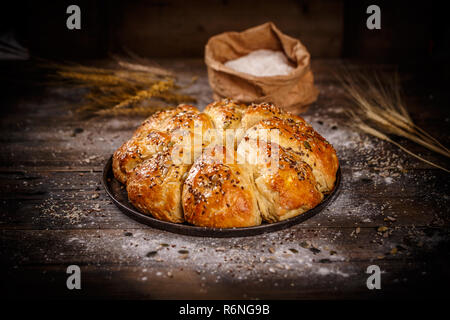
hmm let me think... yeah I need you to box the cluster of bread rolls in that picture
[112,99,338,228]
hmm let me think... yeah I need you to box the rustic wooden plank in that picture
[2,260,443,299]
[2,227,448,299]
[0,196,445,231]
[3,227,446,265]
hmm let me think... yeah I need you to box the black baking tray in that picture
[102,156,341,237]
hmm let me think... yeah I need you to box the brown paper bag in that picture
[204,22,319,113]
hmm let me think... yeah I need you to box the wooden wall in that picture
[6,0,343,59]
[1,0,443,68]
[112,0,343,58]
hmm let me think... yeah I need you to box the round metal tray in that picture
[102,156,341,237]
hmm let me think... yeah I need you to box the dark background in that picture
[0,0,445,65]
[0,0,447,109]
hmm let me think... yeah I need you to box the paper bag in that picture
[204,22,319,113]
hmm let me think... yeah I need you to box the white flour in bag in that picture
[224,49,295,77]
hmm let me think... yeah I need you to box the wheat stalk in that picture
[338,69,449,172]
[45,59,196,118]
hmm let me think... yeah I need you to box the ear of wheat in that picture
[337,68,450,173]
[45,58,196,118]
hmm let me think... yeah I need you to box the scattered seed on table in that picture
[309,247,321,254]
[146,251,158,257]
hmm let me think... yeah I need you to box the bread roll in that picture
[204,99,246,147]
[126,149,190,223]
[182,146,261,228]
[112,130,171,184]
[237,138,323,222]
[112,104,213,184]
[244,117,338,192]
[133,104,199,137]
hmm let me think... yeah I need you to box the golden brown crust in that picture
[133,104,199,137]
[164,107,214,164]
[112,104,213,184]
[182,146,261,228]
[237,138,323,222]
[112,130,171,184]
[240,102,285,132]
[126,150,190,223]
[244,117,339,192]
[204,99,247,147]
[112,99,339,228]
[204,99,246,130]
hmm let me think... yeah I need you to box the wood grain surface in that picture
[0,59,449,299]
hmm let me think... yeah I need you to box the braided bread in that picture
[112,99,339,228]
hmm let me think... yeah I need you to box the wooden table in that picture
[1,59,449,299]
